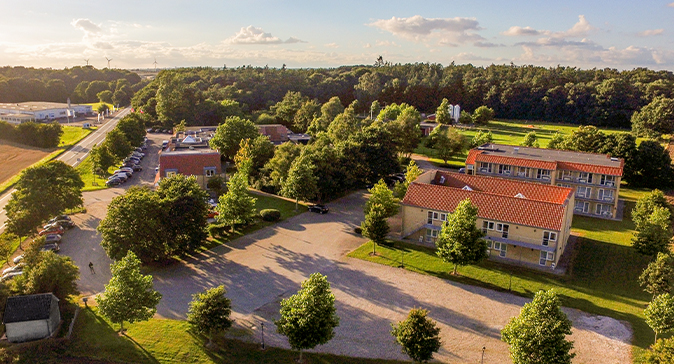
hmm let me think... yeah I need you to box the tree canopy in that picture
[391,308,442,363]
[187,285,233,347]
[435,198,487,275]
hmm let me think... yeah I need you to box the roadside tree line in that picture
[90,113,148,177]
[0,121,63,149]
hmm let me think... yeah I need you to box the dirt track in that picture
[0,141,51,184]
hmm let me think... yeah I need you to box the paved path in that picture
[0,107,131,232]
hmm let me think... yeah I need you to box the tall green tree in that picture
[645,293,674,343]
[361,203,390,255]
[271,91,307,128]
[434,127,466,166]
[632,206,672,256]
[103,128,133,161]
[15,251,79,301]
[501,290,575,364]
[435,198,486,275]
[631,97,674,138]
[4,160,83,239]
[97,251,162,332]
[391,308,442,363]
[472,105,494,125]
[276,273,339,362]
[547,132,567,149]
[468,129,493,149]
[209,116,259,160]
[435,98,452,124]
[264,141,302,189]
[216,171,257,226]
[632,190,670,230]
[393,160,423,199]
[281,154,318,210]
[520,131,540,148]
[388,108,422,158]
[328,106,361,143]
[187,285,233,347]
[365,179,399,218]
[630,140,674,189]
[640,253,674,298]
[90,144,116,176]
[293,99,321,132]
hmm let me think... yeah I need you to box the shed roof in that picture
[3,293,58,324]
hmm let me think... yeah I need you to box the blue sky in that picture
[1,0,673,70]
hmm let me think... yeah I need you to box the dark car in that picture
[43,220,75,230]
[308,204,329,214]
[47,215,70,224]
[41,242,60,252]
[106,177,122,187]
[131,164,143,172]
[39,226,64,236]
[44,234,62,243]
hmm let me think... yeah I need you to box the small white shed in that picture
[3,293,60,343]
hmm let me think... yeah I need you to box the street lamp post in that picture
[481,346,486,364]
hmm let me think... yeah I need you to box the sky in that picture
[1,0,674,71]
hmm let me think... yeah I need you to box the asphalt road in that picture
[0,107,131,232]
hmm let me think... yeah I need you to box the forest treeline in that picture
[131,63,674,130]
[0,66,147,106]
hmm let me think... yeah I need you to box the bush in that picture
[260,209,281,222]
[208,223,230,238]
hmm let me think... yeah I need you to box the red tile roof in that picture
[434,171,573,204]
[159,150,221,177]
[402,182,568,231]
[466,150,623,176]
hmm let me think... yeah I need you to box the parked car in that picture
[308,204,329,214]
[13,255,23,264]
[43,220,75,230]
[45,233,61,241]
[106,178,122,187]
[39,226,64,236]
[458,168,466,174]
[41,242,60,252]
[108,173,127,182]
[116,167,134,175]
[112,172,131,180]
[47,215,70,224]
[2,263,24,276]
[207,209,219,219]
[0,271,23,282]
[131,164,143,172]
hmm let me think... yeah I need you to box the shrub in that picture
[260,209,281,222]
[208,223,230,238]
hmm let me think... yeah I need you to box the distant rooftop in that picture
[161,149,219,156]
[0,102,90,112]
[467,143,623,176]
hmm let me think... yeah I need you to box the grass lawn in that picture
[85,102,115,112]
[38,307,405,364]
[415,119,636,169]
[349,186,660,363]
[77,154,114,192]
[205,192,306,248]
[0,126,93,194]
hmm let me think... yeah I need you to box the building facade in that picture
[0,102,93,121]
[3,293,61,343]
[157,130,224,189]
[464,143,623,219]
[401,170,575,269]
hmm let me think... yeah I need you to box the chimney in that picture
[514,147,519,154]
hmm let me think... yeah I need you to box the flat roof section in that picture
[477,143,622,168]
[0,102,90,112]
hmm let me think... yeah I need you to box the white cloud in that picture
[637,29,664,37]
[324,42,339,48]
[474,41,503,48]
[668,2,674,7]
[71,19,101,35]
[363,43,372,48]
[375,40,400,47]
[558,15,595,38]
[502,26,543,37]
[368,15,483,44]
[517,37,603,50]
[226,26,305,45]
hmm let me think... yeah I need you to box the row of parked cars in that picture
[147,128,173,134]
[1,215,76,282]
[106,142,147,187]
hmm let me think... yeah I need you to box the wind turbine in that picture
[105,57,112,69]
[84,59,90,66]
[153,58,158,71]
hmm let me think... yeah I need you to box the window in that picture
[600,175,616,186]
[425,229,438,242]
[574,200,589,213]
[440,213,447,221]
[205,168,216,177]
[493,242,507,257]
[558,170,573,181]
[480,162,492,173]
[598,189,613,201]
[482,221,495,233]
[579,172,593,184]
[539,251,555,265]
[543,231,557,246]
[517,166,528,177]
[166,171,177,178]
[427,211,433,224]
[537,169,551,180]
[499,224,509,238]
[576,186,591,198]
[498,164,511,175]
[596,204,612,216]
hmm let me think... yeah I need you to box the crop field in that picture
[0,141,52,184]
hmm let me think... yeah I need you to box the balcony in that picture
[574,194,614,203]
[484,235,557,252]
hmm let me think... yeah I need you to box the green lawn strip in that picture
[59,307,406,364]
[348,239,654,362]
[0,126,93,194]
[85,102,115,112]
[193,192,306,253]
[77,154,112,192]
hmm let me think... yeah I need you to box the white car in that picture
[0,271,23,282]
[2,263,24,276]
[113,169,132,176]
[13,255,23,264]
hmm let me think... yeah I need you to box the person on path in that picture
[89,262,95,274]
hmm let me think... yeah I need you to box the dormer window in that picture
[462,185,473,191]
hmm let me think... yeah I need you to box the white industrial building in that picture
[0,102,93,124]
